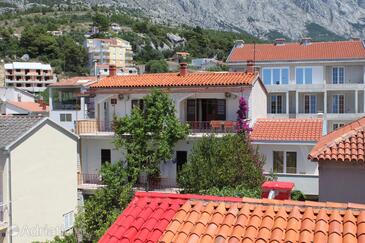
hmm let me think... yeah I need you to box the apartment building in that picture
[4,62,56,93]
[227,39,365,132]
[49,65,267,191]
[85,38,134,75]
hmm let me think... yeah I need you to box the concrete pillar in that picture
[295,92,299,114]
[286,92,289,115]
[355,90,359,113]
[324,91,327,114]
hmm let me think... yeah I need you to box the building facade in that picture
[251,118,323,196]
[227,39,365,132]
[4,62,56,93]
[49,67,267,191]
[309,116,365,203]
[85,38,134,75]
[0,116,78,243]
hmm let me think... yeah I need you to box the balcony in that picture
[75,120,114,135]
[186,121,237,133]
[77,172,179,192]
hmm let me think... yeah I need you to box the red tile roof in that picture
[90,72,257,89]
[227,40,365,63]
[251,118,323,142]
[100,192,365,243]
[7,101,48,112]
[48,76,98,87]
[309,117,365,162]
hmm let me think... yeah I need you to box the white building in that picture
[251,118,323,196]
[227,39,365,132]
[0,116,78,243]
[4,62,56,93]
[48,76,98,132]
[0,87,48,115]
[50,65,267,191]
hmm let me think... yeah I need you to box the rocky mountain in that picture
[3,0,365,40]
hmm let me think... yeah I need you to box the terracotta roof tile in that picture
[251,118,323,142]
[7,101,49,113]
[100,192,365,243]
[309,116,365,162]
[227,40,365,63]
[90,72,257,89]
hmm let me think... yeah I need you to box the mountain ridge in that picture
[2,0,365,41]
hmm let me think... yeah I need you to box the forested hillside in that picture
[0,7,262,76]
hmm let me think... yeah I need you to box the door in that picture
[176,151,188,173]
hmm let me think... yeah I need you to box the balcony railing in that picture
[75,120,114,134]
[135,176,178,191]
[186,121,237,133]
[77,173,103,185]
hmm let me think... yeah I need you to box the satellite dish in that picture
[21,54,30,62]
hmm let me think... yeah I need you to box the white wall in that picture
[80,137,124,174]
[254,143,318,195]
[8,123,78,243]
[249,81,267,123]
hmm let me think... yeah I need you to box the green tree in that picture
[178,134,265,194]
[0,28,20,59]
[57,36,88,75]
[93,13,110,32]
[114,89,189,183]
[75,161,134,241]
[145,59,168,73]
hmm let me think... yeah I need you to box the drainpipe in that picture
[4,150,12,243]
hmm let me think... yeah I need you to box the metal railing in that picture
[77,173,103,185]
[135,176,178,191]
[186,121,237,133]
[75,120,115,134]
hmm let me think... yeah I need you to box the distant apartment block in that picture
[227,38,365,132]
[4,62,56,93]
[85,38,134,75]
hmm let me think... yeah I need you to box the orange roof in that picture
[91,72,257,89]
[309,117,365,162]
[7,101,48,112]
[228,40,365,63]
[49,76,98,87]
[100,191,365,243]
[251,118,323,142]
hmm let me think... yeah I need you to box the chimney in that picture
[109,65,117,77]
[234,40,245,48]
[261,181,294,200]
[246,60,254,73]
[41,103,47,110]
[301,37,312,46]
[179,62,188,77]
[274,38,285,46]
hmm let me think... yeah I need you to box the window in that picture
[332,95,345,113]
[101,149,111,165]
[271,95,283,114]
[273,151,297,174]
[273,151,284,173]
[63,211,74,231]
[262,68,289,85]
[333,123,345,131]
[131,99,144,111]
[60,113,72,122]
[286,152,297,174]
[332,67,344,84]
[296,67,313,84]
[304,95,317,113]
